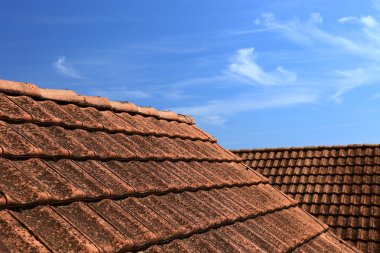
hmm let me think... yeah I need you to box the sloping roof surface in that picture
[0,80,360,253]
[233,145,379,253]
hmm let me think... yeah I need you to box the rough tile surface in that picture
[0,79,361,253]
[233,145,379,253]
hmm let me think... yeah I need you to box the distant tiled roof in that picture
[233,145,379,253]
[0,80,360,253]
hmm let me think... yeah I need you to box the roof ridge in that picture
[0,79,195,125]
[231,143,380,153]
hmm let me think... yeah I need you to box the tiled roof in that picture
[0,80,360,253]
[233,145,379,253]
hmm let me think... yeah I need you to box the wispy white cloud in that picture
[227,48,297,85]
[251,11,380,101]
[173,91,317,125]
[53,56,85,79]
[254,12,380,62]
[332,64,380,101]
[338,15,378,27]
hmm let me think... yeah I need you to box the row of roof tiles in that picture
[290,193,378,207]
[296,203,378,218]
[0,121,234,161]
[235,146,380,160]
[0,92,214,142]
[233,144,380,152]
[0,159,261,208]
[274,182,378,195]
[266,174,377,185]
[2,185,302,252]
[257,166,379,176]
[0,80,195,124]
[246,158,380,167]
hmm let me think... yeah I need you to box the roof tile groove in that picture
[234,145,379,253]
[0,80,361,253]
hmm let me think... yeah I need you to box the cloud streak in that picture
[53,57,85,79]
[251,11,380,101]
[173,91,317,125]
[227,48,297,85]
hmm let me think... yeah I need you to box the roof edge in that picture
[231,143,380,153]
[0,79,195,125]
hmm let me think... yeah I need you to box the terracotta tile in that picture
[196,190,240,222]
[143,245,167,253]
[70,129,118,158]
[109,133,154,159]
[206,162,245,186]
[201,142,233,160]
[294,232,346,253]
[89,199,157,249]
[56,202,129,252]
[144,135,181,159]
[175,161,215,188]
[10,123,69,156]
[0,210,49,252]
[158,239,195,253]
[176,122,209,140]
[41,126,96,158]
[173,138,208,159]
[153,161,197,190]
[62,104,103,129]
[147,117,186,138]
[0,158,49,205]
[82,107,121,131]
[186,161,226,186]
[39,100,83,127]
[117,197,178,241]
[100,110,135,132]
[12,159,83,202]
[139,194,195,235]
[101,161,155,194]
[162,137,199,159]
[0,93,32,122]
[158,193,210,230]
[12,206,99,252]
[45,159,111,198]
[76,160,135,196]
[197,229,245,253]
[178,191,228,226]
[93,131,138,159]
[121,161,172,193]
[216,226,267,253]
[182,234,223,253]
[8,95,60,123]
[208,188,251,218]
[0,193,5,207]
[0,121,40,156]
[117,112,155,134]
[233,220,289,253]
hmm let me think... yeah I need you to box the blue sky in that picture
[1,0,380,149]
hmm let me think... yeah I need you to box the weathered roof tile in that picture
[0,80,361,253]
[234,144,379,253]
